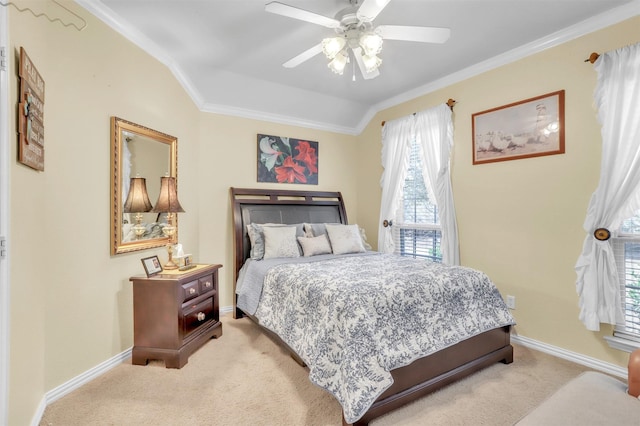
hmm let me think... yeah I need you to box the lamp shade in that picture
[151,176,185,213]
[123,177,153,213]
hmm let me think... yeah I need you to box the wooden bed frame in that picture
[230,187,513,426]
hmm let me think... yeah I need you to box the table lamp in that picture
[151,175,185,269]
[123,176,153,238]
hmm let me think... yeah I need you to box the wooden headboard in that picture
[230,187,348,317]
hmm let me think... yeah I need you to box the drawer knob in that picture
[197,312,206,321]
[189,288,196,295]
[204,281,211,287]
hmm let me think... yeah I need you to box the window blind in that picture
[612,237,640,339]
[393,137,442,262]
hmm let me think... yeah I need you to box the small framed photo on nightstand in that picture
[141,255,163,277]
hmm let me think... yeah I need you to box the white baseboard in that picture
[511,334,627,379]
[31,347,132,426]
[31,307,238,425]
[29,312,627,425]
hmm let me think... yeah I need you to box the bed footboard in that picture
[346,326,512,426]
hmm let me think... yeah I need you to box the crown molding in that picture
[363,0,640,132]
[76,0,639,136]
[74,0,205,109]
[200,102,359,136]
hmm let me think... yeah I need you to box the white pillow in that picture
[325,224,366,255]
[263,226,300,259]
[304,222,372,251]
[297,235,332,257]
[247,223,305,259]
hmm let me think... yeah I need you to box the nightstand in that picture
[130,263,223,368]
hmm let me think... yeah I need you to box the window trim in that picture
[608,235,640,351]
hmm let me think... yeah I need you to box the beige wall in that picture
[195,115,359,309]
[6,1,638,425]
[7,3,202,424]
[7,2,358,424]
[356,16,640,370]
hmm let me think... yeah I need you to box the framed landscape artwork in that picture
[472,90,565,165]
[257,134,318,185]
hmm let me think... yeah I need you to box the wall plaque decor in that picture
[257,134,318,185]
[472,90,565,165]
[18,47,45,171]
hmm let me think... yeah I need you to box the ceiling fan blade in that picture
[283,43,323,68]
[265,2,341,28]
[352,47,380,80]
[357,0,391,22]
[377,25,451,43]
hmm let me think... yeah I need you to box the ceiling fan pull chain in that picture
[352,55,357,81]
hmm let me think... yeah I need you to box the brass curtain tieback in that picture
[594,228,611,241]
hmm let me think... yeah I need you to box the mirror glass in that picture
[111,117,178,255]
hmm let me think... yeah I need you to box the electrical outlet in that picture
[506,295,516,309]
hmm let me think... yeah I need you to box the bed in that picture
[230,187,514,425]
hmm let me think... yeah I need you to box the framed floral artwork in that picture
[257,134,318,185]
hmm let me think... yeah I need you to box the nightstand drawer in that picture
[183,298,213,337]
[182,279,199,302]
[199,274,214,294]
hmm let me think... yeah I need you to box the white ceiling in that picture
[76,0,639,134]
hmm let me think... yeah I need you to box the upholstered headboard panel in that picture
[230,187,348,317]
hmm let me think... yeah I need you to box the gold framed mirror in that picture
[110,117,178,255]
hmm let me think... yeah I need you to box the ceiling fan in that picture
[265,0,450,80]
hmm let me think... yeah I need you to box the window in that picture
[392,138,442,262]
[612,214,640,345]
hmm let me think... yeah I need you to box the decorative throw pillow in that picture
[247,223,305,259]
[304,222,340,238]
[304,222,372,252]
[246,224,263,259]
[297,235,332,257]
[263,226,300,259]
[325,224,366,255]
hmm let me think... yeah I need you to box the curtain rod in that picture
[381,99,456,127]
[584,52,600,64]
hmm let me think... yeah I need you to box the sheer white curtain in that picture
[378,115,413,254]
[575,42,640,331]
[378,103,458,264]
[415,104,459,265]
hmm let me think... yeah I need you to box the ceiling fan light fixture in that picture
[268,0,451,80]
[328,51,349,74]
[322,36,346,59]
[359,32,383,56]
[362,53,382,72]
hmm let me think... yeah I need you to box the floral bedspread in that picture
[250,253,515,423]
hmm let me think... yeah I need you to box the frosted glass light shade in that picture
[322,37,346,59]
[328,51,349,75]
[359,33,383,56]
[362,53,382,72]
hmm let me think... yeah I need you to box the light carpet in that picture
[40,315,592,426]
